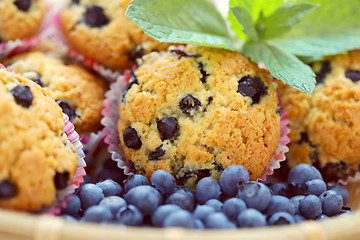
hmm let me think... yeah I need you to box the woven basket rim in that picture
[0,209,359,240]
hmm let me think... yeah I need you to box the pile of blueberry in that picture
[60,163,353,229]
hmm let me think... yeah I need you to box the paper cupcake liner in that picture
[42,113,86,215]
[101,71,291,182]
[0,37,42,60]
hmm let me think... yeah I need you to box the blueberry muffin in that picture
[278,50,360,182]
[60,0,171,70]
[0,0,45,43]
[118,46,281,188]
[0,66,78,211]
[3,51,108,134]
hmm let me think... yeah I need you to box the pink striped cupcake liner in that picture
[101,70,291,182]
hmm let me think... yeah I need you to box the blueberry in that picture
[24,72,43,87]
[315,60,331,84]
[329,185,350,205]
[193,205,216,223]
[299,195,322,219]
[290,195,305,215]
[176,168,211,186]
[151,169,176,195]
[56,99,77,122]
[317,214,329,220]
[163,209,196,228]
[11,85,33,108]
[265,195,295,216]
[83,5,110,28]
[116,205,143,226]
[237,182,271,212]
[62,215,78,221]
[81,205,113,223]
[151,204,181,227]
[14,0,31,11]
[170,50,202,58]
[61,194,81,216]
[148,145,165,161]
[123,127,142,149]
[268,212,295,226]
[124,174,149,192]
[270,183,287,197]
[219,165,250,197]
[165,192,194,211]
[294,215,306,223]
[195,177,221,204]
[223,198,247,221]
[204,212,236,229]
[319,190,343,216]
[198,62,210,83]
[54,171,70,190]
[99,196,127,216]
[204,199,223,212]
[238,75,268,104]
[179,94,201,113]
[122,73,138,102]
[77,183,105,210]
[305,179,326,196]
[173,186,195,203]
[195,219,205,229]
[0,180,17,199]
[237,209,266,228]
[72,0,80,4]
[96,179,123,197]
[157,117,178,140]
[124,185,162,215]
[340,206,353,215]
[345,70,360,82]
[287,164,323,196]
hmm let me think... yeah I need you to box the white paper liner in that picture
[42,113,86,215]
[101,71,291,182]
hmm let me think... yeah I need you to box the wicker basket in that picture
[0,179,359,240]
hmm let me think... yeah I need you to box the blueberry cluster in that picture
[60,164,353,228]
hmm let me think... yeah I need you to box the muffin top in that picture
[118,46,280,187]
[0,66,78,211]
[60,0,171,70]
[0,0,45,42]
[4,51,108,134]
[278,49,360,181]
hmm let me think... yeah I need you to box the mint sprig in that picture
[126,0,238,50]
[126,0,360,95]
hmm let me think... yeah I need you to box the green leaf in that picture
[243,42,316,95]
[126,0,237,50]
[257,2,318,40]
[271,0,360,59]
[228,0,284,41]
[230,7,258,41]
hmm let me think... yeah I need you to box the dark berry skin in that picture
[163,209,197,229]
[165,192,194,211]
[148,145,165,160]
[237,182,271,212]
[61,194,81,216]
[152,204,181,227]
[220,165,250,197]
[315,61,331,84]
[268,212,295,226]
[238,75,268,104]
[204,212,236,229]
[223,198,247,221]
[319,190,343,216]
[198,62,209,83]
[11,85,33,108]
[14,0,31,11]
[195,177,221,204]
[287,164,323,196]
[237,209,266,228]
[193,205,216,223]
[83,5,110,28]
[0,180,17,199]
[26,72,44,87]
[99,196,126,216]
[151,169,176,195]
[345,70,360,82]
[54,171,70,190]
[123,127,142,149]
[124,174,149,192]
[77,183,105,210]
[265,195,295,216]
[82,205,113,223]
[124,185,162,215]
[116,205,143,226]
[122,72,138,102]
[329,185,350,205]
[96,179,123,197]
[299,195,322,219]
[56,99,77,122]
[179,94,201,113]
[157,117,178,140]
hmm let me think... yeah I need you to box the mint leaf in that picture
[270,0,360,60]
[257,2,318,40]
[228,0,284,41]
[126,0,237,50]
[230,7,258,41]
[243,42,316,95]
